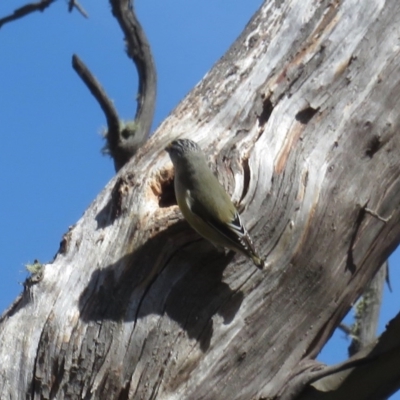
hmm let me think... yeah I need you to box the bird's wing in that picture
[185,189,253,253]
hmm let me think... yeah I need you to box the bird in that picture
[165,138,264,269]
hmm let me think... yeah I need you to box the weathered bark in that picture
[1,0,400,399]
[347,261,387,357]
[298,310,400,400]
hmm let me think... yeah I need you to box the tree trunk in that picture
[1,0,400,399]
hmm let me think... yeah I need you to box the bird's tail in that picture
[251,253,265,270]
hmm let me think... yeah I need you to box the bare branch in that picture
[72,54,120,141]
[72,0,157,171]
[109,0,157,170]
[386,261,392,292]
[0,0,56,29]
[295,311,400,400]
[338,323,353,336]
[279,355,378,400]
[68,0,88,18]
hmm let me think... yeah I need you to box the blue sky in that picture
[1,1,398,397]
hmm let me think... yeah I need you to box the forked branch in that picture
[0,0,87,28]
[73,0,157,171]
[0,0,56,28]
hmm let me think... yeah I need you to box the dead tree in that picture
[1,0,400,399]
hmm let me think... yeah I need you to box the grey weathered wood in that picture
[348,261,387,356]
[1,0,400,399]
[297,310,400,400]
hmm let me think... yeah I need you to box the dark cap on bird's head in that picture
[165,139,202,159]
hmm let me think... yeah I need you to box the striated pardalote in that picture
[165,138,264,269]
